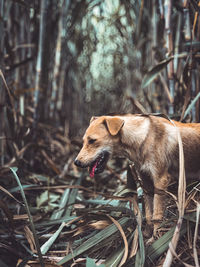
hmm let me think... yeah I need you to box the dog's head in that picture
[74,116,124,177]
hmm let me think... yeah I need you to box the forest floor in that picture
[0,120,199,267]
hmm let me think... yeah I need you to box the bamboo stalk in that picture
[196,66,200,122]
[50,0,64,118]
[183,5,191,41]
[57,0,71,113]
[152,0,157,49]
[164,0,174,115]
[33,0,48,128]
[159,0,164,18]
[191,69,196,121]
[174,12,181,74]
[0,0,5,165]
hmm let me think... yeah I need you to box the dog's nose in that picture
[74,159,82,167]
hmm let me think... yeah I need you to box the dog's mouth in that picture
[89,151,109,178]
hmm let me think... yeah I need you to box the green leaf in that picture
[81,198,121,207]
[9,184,37,193]
[65,177,82,217]
[141,57,172,89]
[86,257,105,267]
[184,41,200,48]
[135,249,142,267]
[51,188,70,220]
[58,217,132,265]
[35,215,77,227]
[36,191,59,208]
[104,233,134,267]
[183,91,200,120]
[29,173,49,182]
[104,246,124,267]
[40,222,66,255]
[141,53,187,89]
[146,222,187,263]
[136,225,145,267]
[10,167,44,267]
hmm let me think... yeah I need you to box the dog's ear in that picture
[105,117,124,136]
[90,116,99,124]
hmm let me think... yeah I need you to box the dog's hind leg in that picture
[152,172,170,236]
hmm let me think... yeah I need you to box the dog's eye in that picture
[88,138,96,144]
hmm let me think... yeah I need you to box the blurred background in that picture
[1,0,200,143]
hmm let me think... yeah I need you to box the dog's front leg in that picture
[139,171,154,237]
[152,172,169,236]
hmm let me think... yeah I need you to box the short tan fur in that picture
[75,114,200,237]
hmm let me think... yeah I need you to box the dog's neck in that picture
[119,115,150,161]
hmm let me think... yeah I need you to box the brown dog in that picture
[74,114,200,236]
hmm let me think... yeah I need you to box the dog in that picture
[74,114,200,237]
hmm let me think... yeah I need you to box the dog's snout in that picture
[74,159,83,167]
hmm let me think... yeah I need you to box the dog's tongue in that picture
[90,160,98,178]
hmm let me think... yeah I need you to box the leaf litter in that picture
[0,114,200,267]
